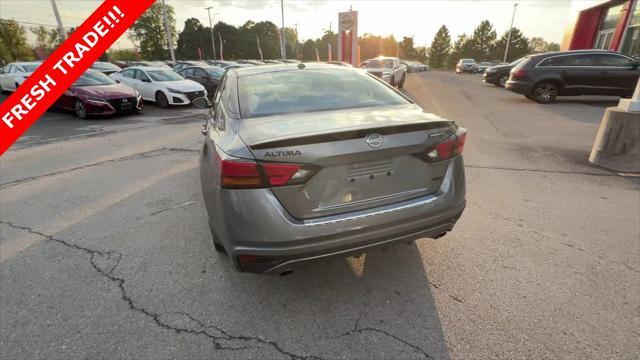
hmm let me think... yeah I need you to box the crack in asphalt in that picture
[0,147,199,188]
[333,319,434,359]
[0,220,325,359]
[464,164,620,177]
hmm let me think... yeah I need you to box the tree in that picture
[301,39,315,61]
[130,3,176,60]
[448,34,476,68]
[528,37,560,53]
[415,46,428,64]
[491,27,530,62]
[471,20,496,60]
[177,18,206,60]
[428,25,451,69]
[108,48,137,61]
[398,36,417,60]
[0,20,34,64]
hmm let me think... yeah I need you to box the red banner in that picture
[0,0,155,155]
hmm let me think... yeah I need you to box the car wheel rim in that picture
[535,84,556,102]
[75,102,86,118]
[158,95,167,107]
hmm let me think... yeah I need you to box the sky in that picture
[0,0,599,50]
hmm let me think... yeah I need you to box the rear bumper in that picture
[204,156,466,274]
[505,80,534,95]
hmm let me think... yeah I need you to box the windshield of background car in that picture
[460,59,475,63]
[205,67,226,78]
[367,60,394,68]
[20,64,39,72]
[91,63,120,71]
[73,70,116,86]
[147,70,183,81]
[238,69,410,119]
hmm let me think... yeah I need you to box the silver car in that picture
[198,63,467,275]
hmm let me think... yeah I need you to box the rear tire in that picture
[213,242,226,253]
[208,219,226,253]
[532,82,558,104]
[155,91,169,108]
[398,74,406,89]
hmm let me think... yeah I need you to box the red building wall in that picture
[569,6,605,49]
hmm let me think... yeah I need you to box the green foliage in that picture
[108,48,138,61]
[398,36,416,60]
[448,34,476,68]
[0,20,34,64]
[491,27,530,62]
[428,25,451,69]
[415,46,428,64]
[130,3,177,60]
[471,20,496,60]
[176,18,207,60]
[528,37,560,53]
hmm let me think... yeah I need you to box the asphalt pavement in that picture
[1,71,638,359]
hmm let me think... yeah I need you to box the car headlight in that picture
[86,95,107,103]
[167,88,184,94]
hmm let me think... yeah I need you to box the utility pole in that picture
[205,7,217,60]
[294,23,299,59]
[280,0,286,59]
[503,2,518,63]
[160,0,175,62]
[49,0,66,40]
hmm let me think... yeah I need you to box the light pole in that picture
[49,0,66,41]
[160,0,175,62]
[205,7,217,60]
[294,23,299,59]
[503,2,518,63]
[280,0,286,59]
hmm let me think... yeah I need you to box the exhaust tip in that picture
[279,270,294,276]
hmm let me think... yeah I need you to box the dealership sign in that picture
[0,0,155,155]
[337,11,358,66]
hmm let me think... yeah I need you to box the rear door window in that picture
[122,69,134,78]
[594,54,635,67]
[182,68,194,76]
[539,54,597,67]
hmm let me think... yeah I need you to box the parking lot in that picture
[1,71,638,359]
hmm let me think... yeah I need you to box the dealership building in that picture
[562,0,639,57]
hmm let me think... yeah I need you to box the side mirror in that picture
[0,69,4,74]
[632,60,639,69]
[141,78,151,83]
[191,97,211,109]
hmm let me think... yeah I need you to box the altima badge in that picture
[365,133,384,148]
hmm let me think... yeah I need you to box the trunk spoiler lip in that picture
[248,120,455,150]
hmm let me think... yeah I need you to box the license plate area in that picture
[121,102,132,109]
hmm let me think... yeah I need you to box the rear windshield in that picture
[91,62,120,71]
[238,69,409,119]
[147,70,183,81]
[367,59,394,68]
[74,70,116,86]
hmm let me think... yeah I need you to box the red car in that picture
[54,69,143,119]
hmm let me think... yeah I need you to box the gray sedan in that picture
[196,63,467,275]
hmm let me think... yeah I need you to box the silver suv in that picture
[456,59,478,74]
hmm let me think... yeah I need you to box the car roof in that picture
[228,62,356,78]
[125,66,168,71]
[529,49,627,59]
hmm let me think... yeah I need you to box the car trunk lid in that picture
[239,104,458,219]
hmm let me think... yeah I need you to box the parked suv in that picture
[505,50,639,103]
[365,57,407,88]
[456,59,477,74]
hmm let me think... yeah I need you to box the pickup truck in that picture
[364,57,407,88]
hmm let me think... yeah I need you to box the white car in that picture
[0,62,40,93]
[364,57,407,88]
[109,66,206,108]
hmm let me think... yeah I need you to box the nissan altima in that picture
[198,63,467,275]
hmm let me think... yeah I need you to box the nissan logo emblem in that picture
[122,99,128,103]
[365,133,384,148]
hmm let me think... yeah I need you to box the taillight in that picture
[220,159,316,189]
[423,128,467,162]
[510,69,526,80]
